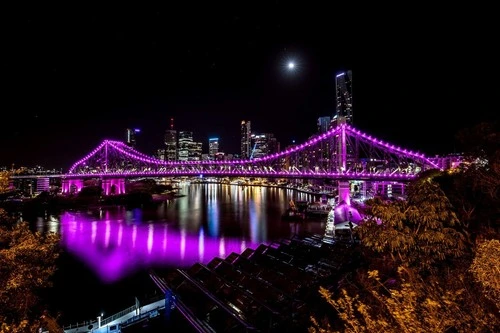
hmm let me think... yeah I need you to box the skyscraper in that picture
[317,116,331,133]
[332,70,353,127]
[208,138,219,159]
[240,120,251,159]
[164,118,177,161]
[126,128,140,148]
[332,70,355,171]
[250,133,279,159]
[178,131,193,161]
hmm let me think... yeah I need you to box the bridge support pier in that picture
[102,178,126,195]
[338,181,351,206]
[61,178,83,194]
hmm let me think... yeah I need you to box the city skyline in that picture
[3,3,498,169]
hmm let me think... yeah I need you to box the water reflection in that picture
[28,184,326,283]
[60,211,260,283]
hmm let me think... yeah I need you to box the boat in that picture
[305,201,333,218]
[281,208,306,222]
[282,199,306,222]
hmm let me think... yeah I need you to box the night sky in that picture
[3,3,498,169]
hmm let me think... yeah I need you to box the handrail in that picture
[149,270,217,333]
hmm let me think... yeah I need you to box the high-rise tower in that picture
[240,120,251,159]
[332,70,353,127]
[178,131,193,162]
[208,138,219,159]
[126,128,140,148]
[164,118,177,161]
[317,116,331,134]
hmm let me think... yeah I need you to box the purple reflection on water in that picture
[60,212,261,283]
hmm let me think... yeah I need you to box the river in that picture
[19,183,327,326]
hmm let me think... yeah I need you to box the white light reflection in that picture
[132,225,137,249]
[199,228,205,262]
[147,224,154,254]
[180,229,186,260]
[118,224,123,246]
[208,185,220,237]
[219,237,226,258]
[48,215,59,233]
[163,225,168,254]
[104,220,110,249]
[91,221,97,244]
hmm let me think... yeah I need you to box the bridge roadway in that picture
[10,123,441,194]
[11,167,418,182]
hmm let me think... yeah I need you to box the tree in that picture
[310,267,500,333]
[0,208,62,332]
[469,239,500,309]
[437,121,500,239]
[358,172,468,273]
[310,121,500,332]
[0,171,10,193]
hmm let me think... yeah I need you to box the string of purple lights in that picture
[67,124,440,179]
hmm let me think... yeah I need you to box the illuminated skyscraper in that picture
[126,128,140,148]
[208,138,219,159]
[331,70,353,127]
[331,70,355,171]
[250,133,279,159]
[178,131,202,161]
[178,131,193,162]
[317,116,331,133]
[240,120,251,159]
[164,118,177,161]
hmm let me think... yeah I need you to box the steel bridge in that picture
[11,124,440,199]
[67,124,439,179]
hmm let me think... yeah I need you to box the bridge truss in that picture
[66,124,440,182]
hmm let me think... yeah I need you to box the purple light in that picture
[60,212,261,283]
[66,124,440,181]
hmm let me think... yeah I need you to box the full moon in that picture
[288,62,295,70]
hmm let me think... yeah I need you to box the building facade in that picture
[240,120,251,159]
[178,131,193,161]
[126,128,140,148]
[250,133,279,159]
[208,138,219,159]
[331,70,353,127]
[164,118,178,161]
[317,116,331,134]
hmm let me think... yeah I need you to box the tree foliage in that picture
[358,173,468,272]
[311,121,500,332]
[310,268,500,333]
[0,171,10,194]
[438,121,500,237]
[469,239,500,308]
[0,209,62,332]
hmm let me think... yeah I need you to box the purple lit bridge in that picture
[57,123,440,203]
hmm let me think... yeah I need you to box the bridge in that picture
[11,123,440,203]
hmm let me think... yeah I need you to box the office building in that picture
[208,138,219,159]
[178,131,193,162]
[331,70,353,127]
[178,131,203,161]
[165,118,177,161]
[240,120,251,159]
[250,133,279,159]
[126,128,140,148]
[317,116,331,134]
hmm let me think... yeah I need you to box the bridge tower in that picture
[335,118,351,206]
[102,178,126,195]
[61,178,84,194]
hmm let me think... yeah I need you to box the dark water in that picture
[22,184,327,326]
